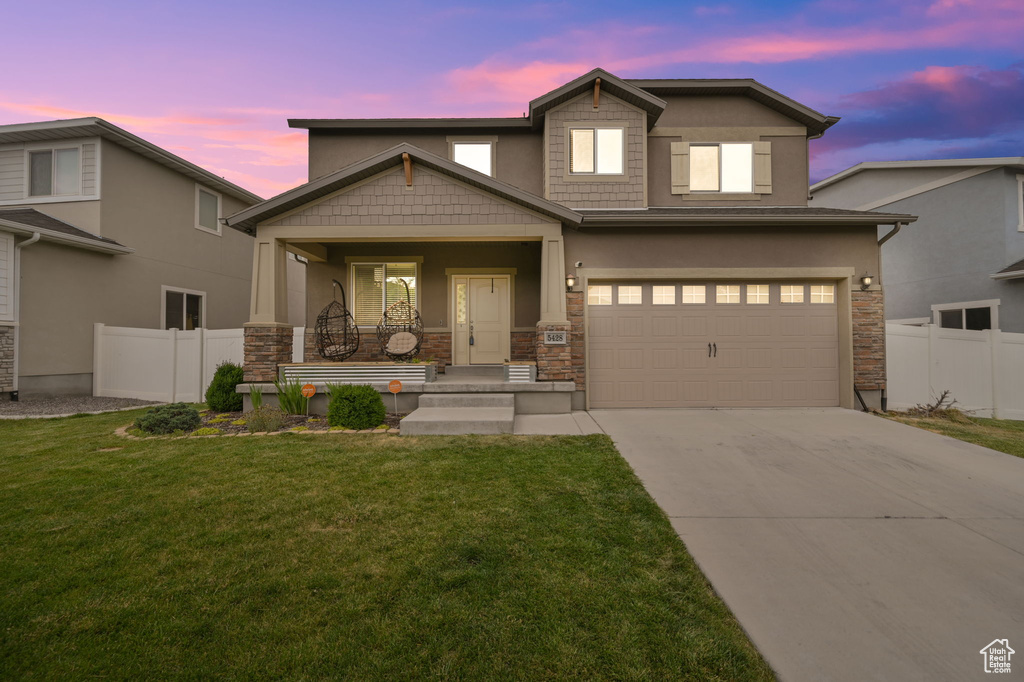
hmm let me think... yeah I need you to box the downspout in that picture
[10,232,41,401]
[874,221,902,413]
[806,130,826,201]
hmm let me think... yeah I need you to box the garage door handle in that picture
[713,343,717,357]
[708,343,712,357]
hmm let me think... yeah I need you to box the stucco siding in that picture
[868,169,1024,331]
[545,92,645,208]
[811,166,975,210]
[308,130,544,196]
[268,167,550,227]
[654,95,806,128]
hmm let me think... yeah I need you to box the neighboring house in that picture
[810,158,1024,332]
[0,117,299,397]
[228,68,914,410]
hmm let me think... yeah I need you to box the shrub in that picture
[274,378,309,415]
[327,384,386,430]
[205,362,244,412]
[245,405,287,433]
[134,403,201,435]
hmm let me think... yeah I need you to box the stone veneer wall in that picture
[0,325,14,393]
[546,93,645,208]
[243,326,293,382]
[301,330,537,371]
[852,289,886,391]
[535,292,585,387]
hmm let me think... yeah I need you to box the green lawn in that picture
[0,410,772,680]
[886,413,1024,458]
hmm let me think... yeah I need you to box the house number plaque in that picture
[543,331,568,345]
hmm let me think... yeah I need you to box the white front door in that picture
[453,276,510,364]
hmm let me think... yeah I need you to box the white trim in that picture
[195,184,222,236]
[567,123,626,176]
[348,260,421,329]
[160,285,206,330]
[887,317,930,326]
[849,166,995,211]
[931,298,1000,330]
[24,143,83,199]
[448,137,497,177]
[1016,173,1023,232]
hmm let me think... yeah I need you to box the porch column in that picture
[249,238,290,325]
[244,237,292,383]
[538,235,569,326]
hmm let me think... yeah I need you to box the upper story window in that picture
[569,127,624,175]
[932,299,999,331]
[452,142,493,176]
[690,143,752,193]
[29,147,80,197]
[195,185,221,235]
[352,262,418,326]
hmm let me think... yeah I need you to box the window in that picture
[652,285,675,305]
[196,186,221,234]
[618,285,642,305]
[29,148,80,197]
[352,262,417,325]
[747,284,770,304]
[932,300,999,330]
[569,127,624,174]
[781,285,804,303]
[810,285,835,303]
[681,285,706,304]
[452,142,493,176]
[690,143,752,193]
[163,287,204,330]
[588,285,612,305]
[716,285,740,304]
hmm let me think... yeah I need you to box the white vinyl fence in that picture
[93,323,305,403]
[886,323,1024,419]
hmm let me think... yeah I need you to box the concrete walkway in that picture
[589,408,1024,682]
[513,412,603,435]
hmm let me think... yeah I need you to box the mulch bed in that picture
[198,409,405,434]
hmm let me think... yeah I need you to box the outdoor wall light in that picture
[566,274,577,292]
[860,274,874,290]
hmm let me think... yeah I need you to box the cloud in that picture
[811,63,1024,178]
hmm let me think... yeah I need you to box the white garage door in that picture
[587,282,840,408]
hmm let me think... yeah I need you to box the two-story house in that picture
[810,157,1024,333]
[228,69,914,411]
[0,118,273,397]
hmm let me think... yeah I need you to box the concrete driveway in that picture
[590,408,1024,681]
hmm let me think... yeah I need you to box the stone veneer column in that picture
[243,324,293,382]
[0,325,14,394]
[536,291,584,383]
[852,289,886,390]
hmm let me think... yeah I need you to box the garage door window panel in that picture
[716,285,741,304]
[618,285,642,305]
[747,284,770,304]
[781,285,805,304]
[653,286,676,305]
[682,285,706,304]
[811,285,835,304]
[588,285,612,305]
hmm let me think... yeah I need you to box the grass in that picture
[0,409,772,680]
[886,412,1024,458]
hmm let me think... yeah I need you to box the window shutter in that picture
[671,142,690,194]
[753,141,772,194]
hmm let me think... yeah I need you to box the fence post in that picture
[93,323,104,397]
[927,323,937,402]
[197,327,206,400]
[169,328,178,403]
[990,328,1001,419]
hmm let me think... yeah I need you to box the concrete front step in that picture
[443,364,505,378]
[418,393,514,408]
[400,406,514,435]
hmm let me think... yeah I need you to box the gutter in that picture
[579,214,915,228]
[10,232,41,399]
[878,221,903,246]
[0,219,133,255]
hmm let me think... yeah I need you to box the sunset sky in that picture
[4,0,1022,198]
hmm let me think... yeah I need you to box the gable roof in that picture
[627,79,838,135]
[0,208,132,254]
[226,143,583,232]
[290,69,834,135]
[992,257,1024,280]
[0,118,263,206]
[812,157,1024,193]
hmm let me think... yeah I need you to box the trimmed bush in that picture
[135,403,201,435]
[245,406,287,433]
[205,362,244,412]
[327,384,386,430]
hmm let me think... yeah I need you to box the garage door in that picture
[587,282,840,408]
